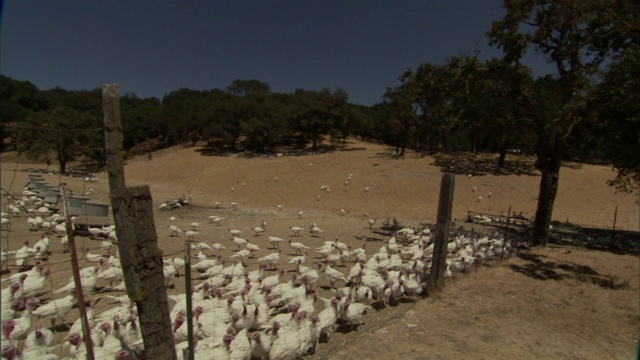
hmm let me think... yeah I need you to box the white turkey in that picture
[31,292,77,328]
[322,262,348,289]
[257,251,280,270]
[268,236,285,249]
[288,240,310,255]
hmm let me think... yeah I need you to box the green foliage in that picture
[17,106,99,173]
[486,0,639,244]
[227,79,271,96]
[0,76,49,150]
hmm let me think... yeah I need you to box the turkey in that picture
[268,236,285,249]
[252,226,266,236]
[193,257,220,272]
[54,265,100,294]
[232,237,249,250]
[289,226,305,237]
[31,292,77,327]
[267,321,304,360]
[2,277,25,308]
[14,240,36,268]
[322,262,348,289]
[340,299,370,331]
[2,298,37,342]
[97,263,124,288]
[288,240,310,255]
[22,323,55,357]
[315,299,339,343]
[167,225,182,237]
[83,248,105,263]
[20,267,49,299]
[309,226,324,237]
[257,251,280,270]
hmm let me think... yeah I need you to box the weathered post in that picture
[60,184,94,360]
[429,173,455,292]
[611,206,618,250]
[501,206,512,260]
[103,84,177,360]
[184,241,194,360]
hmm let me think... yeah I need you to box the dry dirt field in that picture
[1,139,639,359]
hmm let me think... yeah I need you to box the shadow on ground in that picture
[431,152,538,176]
[508,252,631,289]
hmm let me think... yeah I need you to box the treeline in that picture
[0,74,539,167]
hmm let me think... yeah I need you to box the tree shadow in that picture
[549,222,640,254]
[194,142,347,159]
[353,235,385,242]
[431,152,538,176]
[508,252,630,289]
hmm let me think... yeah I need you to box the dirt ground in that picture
[1,139,639,359]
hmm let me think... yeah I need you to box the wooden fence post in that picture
[184,241,194,360]
[60,184,94,360]
[103,84,177,360]
[501,206,512,261]
[429,173,455,292]
[611,205,618,250]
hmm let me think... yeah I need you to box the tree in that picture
[382,82,419,156]
[598,42,640,194]
[120,95,162,149]
[0,76,48,151]
[488,0,638,245]
[292,88,346,151]
[227,79,271,96]
[17,107,97,173]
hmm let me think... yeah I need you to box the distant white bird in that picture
[268,236,285,249]
[210,241,226,254]
[277,205,283,211]
[340,208,347,216]
[232,237,248,250]
[245,243,261,255]
[229,229,242,237]
[289,226,304,237]
[189,222,200,231]
[288,240,310,255]
[209,216,224,225]
[184,230,199,241]
[193,242,213,252]
[257,251,280,270]
[367,218,377,229]
[297,210,304,219]
[310,226,324,237]
[168,225,182,237]
[252,227,265,236]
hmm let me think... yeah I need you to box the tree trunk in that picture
[497,141,509,168]
[58,156,67,174]
[532,138,564,246]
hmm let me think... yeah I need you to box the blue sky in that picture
[1,1,554,106]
